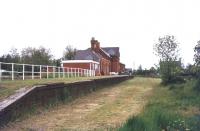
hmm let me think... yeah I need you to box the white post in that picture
[89,63,92,77]
[71,68,72,77]
[0,62,1,82]
[77,68,79,77]
[67,68,69,78]
[63,67,65,78]
[53,66,55,78]
[75,68,76,77]
[12,63,14,80]
[40,65,42,79]
[32,65,34,79]
[58,67,60,78]
[47,66,49,79]
[22,64,25,80]
[99,64,100,75]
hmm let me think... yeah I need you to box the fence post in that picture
[22,64,25,80]
[62,67,65,78]
[47,66,49,79]
[53,66,55,78]
[58,67,60,78]
[32,65,34,79]
[78,68,80,77]
[12,63,14,80]
[90,63,91,77]
[0,62,1,81]
[40,65,42,79]
[75,68,76,78]
[67,68,69,78]
[70,68,72,77]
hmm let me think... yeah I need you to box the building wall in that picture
[120,63,125,73]
[111,56,120,73]
[63,63,90,69]
[100,58,111,75]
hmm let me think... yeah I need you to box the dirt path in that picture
[3,78,159,131]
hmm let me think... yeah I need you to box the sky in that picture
[0,0,200,69]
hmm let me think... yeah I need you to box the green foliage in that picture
[119,107,184,131]
[21,46,53,65]
[0,46,56,66]
[159,60,184,84]
[193,78,200,92]
[135,65,158,77]
[154,35,183,84]
[63,45,76,60]
[0,48,20,63]
[194,40,200,66]
[119,79,200,131]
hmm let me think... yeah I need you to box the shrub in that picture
[193,78,200,92]
[118,107,188,131]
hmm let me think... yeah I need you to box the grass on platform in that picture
[0,76,107,101]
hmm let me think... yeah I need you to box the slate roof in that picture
[74,49,101,62]
[102,47,120,57]
[74,47,120,62]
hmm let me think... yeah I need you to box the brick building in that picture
[61,38,125,76]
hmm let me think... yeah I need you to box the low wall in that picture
[0,75,132,127]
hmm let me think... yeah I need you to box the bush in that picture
[193,78,200,92]
[118,107,187,131]
[159,60,183,85]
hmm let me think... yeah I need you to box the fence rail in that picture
[0,62,95,81]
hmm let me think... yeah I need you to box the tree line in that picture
[0,45,76,66]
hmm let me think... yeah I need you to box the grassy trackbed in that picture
[2,77,160,131]
[119,79,200,131]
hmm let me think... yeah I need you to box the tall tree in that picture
[63,45,76,60]
[154,35,181,84]
[21,46,53,65]
[194,40,200,66]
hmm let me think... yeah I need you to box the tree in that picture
[194,40,200,66]
[21,46,53,65]
[154,35,181,84]
[52,58,61,67]
[9,48,20,63]
[136,65,143,75]
[0,48,20,63]
[63,45,76,60]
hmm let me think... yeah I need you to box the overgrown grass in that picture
[119,78,200,131]
[0,76,108,101]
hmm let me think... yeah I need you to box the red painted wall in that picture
[63,63,90,69]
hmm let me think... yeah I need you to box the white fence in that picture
[0,62,95,81]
